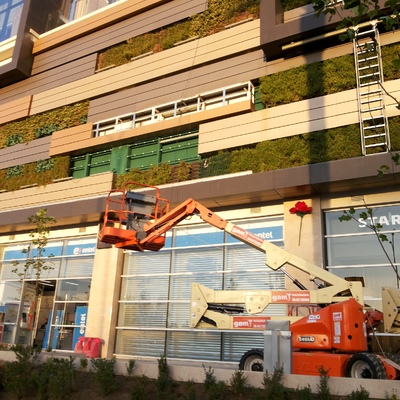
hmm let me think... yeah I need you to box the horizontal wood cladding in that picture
[50,100,254,156]
[198,89,361,154]
[30,20,260,116]
[0,95,32,125]
[0,54,96,107]
[32,0,206,75]
[0,136,51,169]
[33,0,173,55]
[0,171,113,212]
[49,123,93,156]
[89,51,265,122]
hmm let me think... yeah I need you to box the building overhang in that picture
[0,153,399,236]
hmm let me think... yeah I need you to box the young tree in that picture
[12,209,56,346]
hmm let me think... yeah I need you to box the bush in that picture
[2,345,40,399]
[35,357,76,400]
[263,365,286,400]
[91,357,117,396]
[156,355,172,396]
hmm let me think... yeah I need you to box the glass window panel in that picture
[222,332,264,362]
[124,251,170,275]
[167,303,190,329]
[59,257,93,277]
[115,330,165,357]
[55,279,91,301]
[326,235,399,266]
[118,303,167,327]
[166,331,221,360]
[325,207,400,306]
[121,276,169,301]
[0,281,22,309]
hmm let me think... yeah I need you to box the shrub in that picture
[229,369,250,397]
[156,355,172,396]
[35,357,76,400]
[2,345,40,399]
[91,357,117,396]
[262,364,286,400]
[317,366,331,400]
[346,386,370,400]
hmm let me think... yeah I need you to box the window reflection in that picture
[0,0,23,43]
[46,0,119,32]
[56,279,91,301]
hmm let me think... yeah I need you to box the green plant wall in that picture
[98,0,260,69]
[0,101,89,149]
[0,156,70,191]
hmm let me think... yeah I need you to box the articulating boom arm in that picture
[99,184,364,321]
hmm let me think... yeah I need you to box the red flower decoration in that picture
[289,201,312,217]
[289,201,312,246]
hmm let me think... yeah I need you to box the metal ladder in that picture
[353,22,390,155]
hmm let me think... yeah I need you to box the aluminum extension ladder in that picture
[353,22,390,155]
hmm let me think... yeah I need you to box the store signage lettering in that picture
[73,246,96,255]
[358,214,400,228]
[79,313,87,335]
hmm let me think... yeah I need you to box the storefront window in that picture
[116,216,285,362]
[325,205,400,309]
[0,236,96,350]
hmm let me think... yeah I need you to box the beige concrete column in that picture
[283,197,323,291]
[85,245,124,358]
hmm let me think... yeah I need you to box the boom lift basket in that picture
[99,182,170,251]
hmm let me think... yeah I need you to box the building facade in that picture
[0,0,399,361]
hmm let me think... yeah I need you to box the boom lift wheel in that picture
[345,353,387,379]
[239,348,264,372]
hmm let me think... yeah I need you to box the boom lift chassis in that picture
[99,182,400,379]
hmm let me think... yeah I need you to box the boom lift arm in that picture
[100,183,364,326]
[99,183,400,379]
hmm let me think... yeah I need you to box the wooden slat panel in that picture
[29,20,260,116]
[88,50,265,122]
[33,0,172,54]
[0,95,32,124]
[0,172,113,211]
[0,136,51,169]
[32,0,207,75]
[198,90,361,154]
[49,100,254,156]
[49,123,93,156]
[0,54,96,107]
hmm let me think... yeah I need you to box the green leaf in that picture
[392,153,400,165]
[384,0,399,9]
[339,215,352,221]
[379,234,388,242]
[359,211,368,220]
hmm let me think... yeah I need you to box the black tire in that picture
[345,353,387,379]
[239,348,264,372]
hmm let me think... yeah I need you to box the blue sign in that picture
[72,306,88,349]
